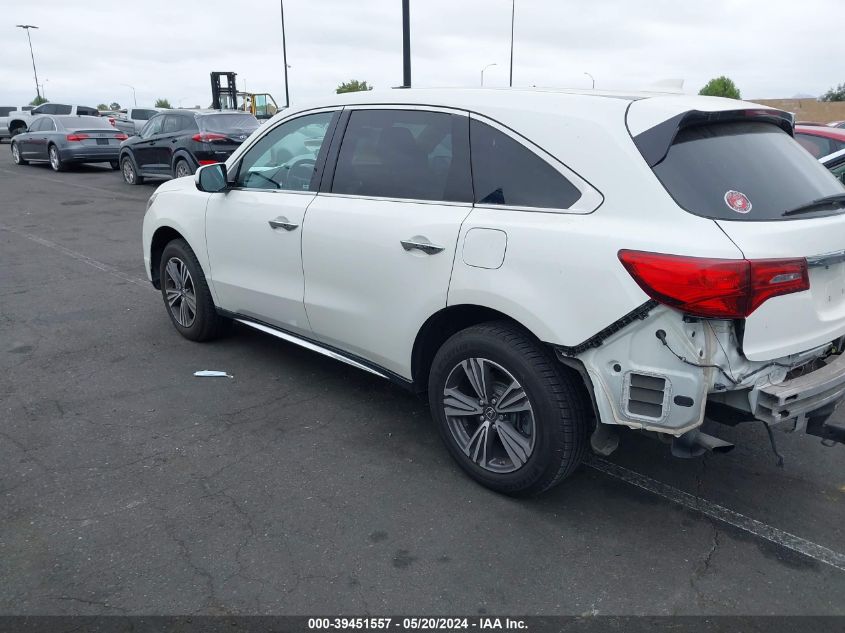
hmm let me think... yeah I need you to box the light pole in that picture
[481,63,497,87]
[16,25,41,100]
[584,72,595,89]
[39,78,48,99]
[508,0,515,87]
[121,83,137,106]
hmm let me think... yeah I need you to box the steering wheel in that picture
[284,158,316,191]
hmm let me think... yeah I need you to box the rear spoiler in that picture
[633,108,795,168]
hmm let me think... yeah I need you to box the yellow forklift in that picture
[210,72,282,121]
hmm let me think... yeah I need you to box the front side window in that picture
[470,119,581,209]
[653,121,845,221]
[332,109,472,203]
[141,115,164,138]
[52,104,72,115]
[236,111,335,191]
[0,107,13,117]
[132,109,157,121]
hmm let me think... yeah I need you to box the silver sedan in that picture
[10,115,128,171]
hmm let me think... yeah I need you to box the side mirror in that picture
[195,163,228,192]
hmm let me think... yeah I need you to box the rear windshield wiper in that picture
[782,193,845,217]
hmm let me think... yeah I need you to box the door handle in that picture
[400,238,445,255]
[268,217,299,231]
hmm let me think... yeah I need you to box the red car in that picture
[794,124,845,157]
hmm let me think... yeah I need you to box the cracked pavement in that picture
[0,149,843,615]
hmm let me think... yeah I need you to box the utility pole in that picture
[280,0,290,107]
[481,63,497,87]
[508,1,515,87]
[402,0,411,87]
[584,72,595,89]
[17,25,41,100]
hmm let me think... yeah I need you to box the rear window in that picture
[132,109,157,121]
[652,121,845,221]
[0,107,13,117]
[56,116,114,130]
[199,113,259,133]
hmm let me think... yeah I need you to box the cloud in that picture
[1,0,840,109]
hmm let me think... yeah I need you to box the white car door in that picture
[205,110,339,335]
[301,107,474,378]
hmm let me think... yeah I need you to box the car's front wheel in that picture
[11,142,27,165]
[48,145,65,172]
[428,322,589,496]
[159,238,231,342]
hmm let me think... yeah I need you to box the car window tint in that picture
[142,115,164,138]
[77,107,98,116]
[236,111,335,191]
[796,133,832,158]
[133,109,157,121]
[53,105,72,115]
[470,119,581,208]
[28,118,44,132]
[41,118,56,132]
[162,115,184,134]
[0,107,13,117]
[22,106,33,112]
[332,109,472,203]
[32,105,50,114]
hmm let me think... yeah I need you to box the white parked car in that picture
[142,88,845,495]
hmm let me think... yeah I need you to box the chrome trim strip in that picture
[316,192,473,208]
[235,319,389,379]
[807,250,845,269]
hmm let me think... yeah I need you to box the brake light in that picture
[618,250,809,318]
[66,133,90,142]
[108,117,116,127]
[114,133,128,141]
[192,132,228,142]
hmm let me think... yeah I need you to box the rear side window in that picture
[796,133,845,158]
[470,119,581,209]
[162,115,185,134]
[0,107,13,117]
[133,109,157,121]
[332,109,472,203]
[52,105,72,115]
[28,118,46,132]
[652,121,845,221]
[77,106,98,116]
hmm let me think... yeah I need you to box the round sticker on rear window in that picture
[724,190,752,214]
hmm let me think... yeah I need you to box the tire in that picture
[48,144,65,172]
[121,155,143,185]
[109,160,120,171]
[173,159,193,179]
[11,142,27,165]
[428,321,589,496]
[158,238,231,342]
[10,125,25,138]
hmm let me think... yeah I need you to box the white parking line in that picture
[0,223,150,288]
[589,457,845,573]
[5,221,844,573]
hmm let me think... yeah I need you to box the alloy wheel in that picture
[175,162,190,178]
[12,144,20,163]
[442,357,536,473]
[122,159,135,184]
[163,257,197,327]
[49,147,59,170]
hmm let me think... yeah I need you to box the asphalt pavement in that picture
[0,147,843,615]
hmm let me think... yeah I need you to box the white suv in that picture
[142,88,845,495]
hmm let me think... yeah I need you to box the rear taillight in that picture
[197,160,218,166]
[114,133,128,141]
[108,117,116,127]
[618,250,809,318]
[66,133,90,142]
[192,132,228,142]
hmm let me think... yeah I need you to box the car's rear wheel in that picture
[109,160,120,171]
[11,142,27,165]
[10,125,25,138]
[428,321,589,496]
[159,239,231,342]
[174,159,193,179]
[121,156,143,185]
[48,145,65,172]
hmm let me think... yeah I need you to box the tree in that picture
[97,103,109,111]
[109,102,121,111]
[699,76,741,99]
[336,80,373,94]
[155,98,172,108]
[29,95,47,106]
[820,83,845,102]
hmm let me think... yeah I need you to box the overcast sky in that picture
[1,0,840,109]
